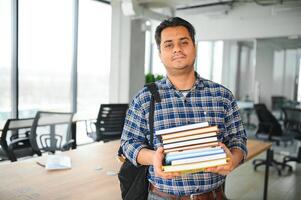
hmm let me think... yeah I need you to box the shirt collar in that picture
[159,71,205,91]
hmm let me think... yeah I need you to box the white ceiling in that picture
[138,0,233,9]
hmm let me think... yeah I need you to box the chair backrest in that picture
[0,118,35,161]
[94,104,128,142]
[254,104,282,136]
[283,107,301,133]
[271,96,286,111]
[29,111,74,155]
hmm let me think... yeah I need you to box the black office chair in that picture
[282,107,301,168]
[252,104,294,175]
[0,118,36,162]
[87,104,128,142]
[29,111,74,155]
[271,96,286,120]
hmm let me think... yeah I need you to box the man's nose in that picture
[173,43,182,53]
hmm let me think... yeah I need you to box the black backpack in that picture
[118,83,161,200]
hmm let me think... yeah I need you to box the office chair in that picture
[252,104,294,175]
[0,118,36,162]
[282,108,301,168]
[271,96,286,120]
[87,104,128,142]
[29,111,74,155]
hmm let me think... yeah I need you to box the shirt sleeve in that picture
[223,94,248,163]
[120,97,149,166]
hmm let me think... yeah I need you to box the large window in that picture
[76,0,111,144]
[77,0,111,119]
[0,0,12,122]
[151,44,165,76]
[18,0,74,118]
[196,41,223,83]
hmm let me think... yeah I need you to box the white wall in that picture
[238,44,254,100]
[110,0,146,103]
[221,41,238,96]
[283,49,299,100]
[272,50,286,96]
[255,39,275,109]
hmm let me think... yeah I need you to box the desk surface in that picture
[0,139,271,200]
[0,140,122,200]
[246,139,272,161]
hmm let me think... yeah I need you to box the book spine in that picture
[165,146,222,157]
[163,136,218,149]
[162,126,218,140]
[162,132,217,144]
[163,142,219,153]
[162,158,228,172]
[165,149,225,164]
[155,122,209,135]
[171,153,226,165]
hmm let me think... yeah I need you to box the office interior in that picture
[0,0,301,199]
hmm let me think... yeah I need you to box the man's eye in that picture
[165,44,173,48]
[181,41,188,45]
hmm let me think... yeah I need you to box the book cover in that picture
[163,132,217,144]
[45,155,72,170]
[162,158,228,173]
[165,149,225,164]
[163,136,218,149]
[161,126,219,140]
[171,152,227,165]
[163,142,219,153]
[155,122,209,136]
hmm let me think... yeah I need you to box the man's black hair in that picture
[155,17,196,50]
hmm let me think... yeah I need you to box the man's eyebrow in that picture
[163,37,190,44]
[180,37,190,41]
[163,40,173,44]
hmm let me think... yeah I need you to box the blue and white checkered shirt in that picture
[121,72,247,196]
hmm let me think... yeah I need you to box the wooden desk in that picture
[246,139,272,200]
[0,140,271,200]
[247,139,272,161]
[0,140,122,200]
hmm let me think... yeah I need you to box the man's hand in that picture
[205,143,243,176]
[153,147,181,179]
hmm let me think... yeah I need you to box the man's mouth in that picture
[172,55,186,61]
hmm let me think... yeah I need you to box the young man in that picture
[121,17,247,200]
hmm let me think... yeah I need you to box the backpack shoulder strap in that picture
[145,83,161,149]
[118,83,161,157]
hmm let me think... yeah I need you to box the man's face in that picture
[159,26,196,75]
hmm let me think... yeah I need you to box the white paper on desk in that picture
[45,155,72,170]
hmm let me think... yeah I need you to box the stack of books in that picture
[156,122,228,173]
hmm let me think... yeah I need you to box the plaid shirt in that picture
[121,73,247,196]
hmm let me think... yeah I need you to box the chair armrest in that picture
[84,119,96,135]
[9,137,30,147]
[7,137,31,161]
[61,139,75,151]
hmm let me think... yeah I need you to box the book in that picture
[156,122,209,136]
[171,152,227,165]
[163,136,218,149]
[165,146,222,157]
[165,149,225,164]
[162,158,228,173]
[163,142,219,153]
[161,126,219,140]
[45,155,72,170]
[163,131,217,144]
